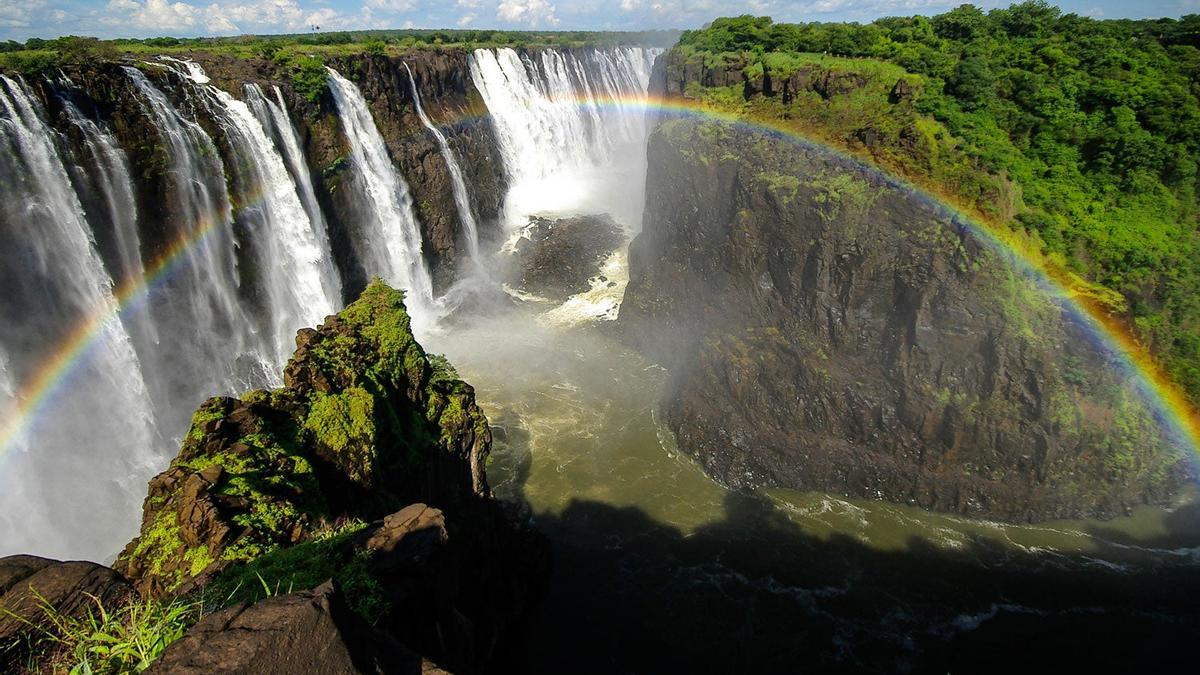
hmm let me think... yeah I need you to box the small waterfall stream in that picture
[404,62,481,265]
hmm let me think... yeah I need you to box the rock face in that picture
[147,581,422,674]
[0,556,133,671]
[620,119,1188,521]
[112,281,546,672]
[509,214,624,302]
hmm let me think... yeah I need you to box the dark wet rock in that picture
[889,77,917,104]
[510,214,623,302]
[0,556,132,671]
[620,118,1189,521]
[147,581,424,674]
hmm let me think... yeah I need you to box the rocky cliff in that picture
[620,118,1189,521]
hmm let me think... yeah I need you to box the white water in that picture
[163,59,341,365]
[123,66,275,398]
[58,92,161,355]
[404,62,481,266]
[326,67,437,326]
[247,84,339,287]
[0,76,160,560]
[468,47,659,233]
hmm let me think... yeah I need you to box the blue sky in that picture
[0,0,1193,41]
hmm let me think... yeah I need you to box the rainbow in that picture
[0,210,232,459]
[1,88,1198,473]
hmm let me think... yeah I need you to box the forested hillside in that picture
[672,4,1200,404]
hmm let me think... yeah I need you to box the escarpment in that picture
[101,281,546,673]
[620,119,1190,521]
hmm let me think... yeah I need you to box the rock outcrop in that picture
[509,214,624,302]
[147,581,423,674]
[108,281,546,672]
[620,119,1189,521]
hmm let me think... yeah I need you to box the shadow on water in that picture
[510,487,1199,674]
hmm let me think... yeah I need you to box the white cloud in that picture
[455,0,480,7]
[364,0,416,11]
[619,0,639,10]
[457,12,476,26]
[0,0,46,28]
[496,0,558,26]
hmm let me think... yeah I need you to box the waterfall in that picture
[162,59,341,365]
[326,67,436,322]
[404,62,481,266]
[246,84,339,288]
[0,76,160,560]
[468,47,660,232]
[58,92,160,353]
[123,66,275,399]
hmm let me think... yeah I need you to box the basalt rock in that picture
[0,556,133,671]
[620,119,1189,521]
[509,214,624,302]
[109,280,545,671]
[147,580,425,675]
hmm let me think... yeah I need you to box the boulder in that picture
[509,214,623,302]
[0,556,132,671]
[147,581,428,674]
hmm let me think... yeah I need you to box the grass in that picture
[1,591,201,674]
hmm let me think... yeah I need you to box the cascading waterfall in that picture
[123,66,275,399]
[162,59,341,365]
[0,75,160,560]
[404,62,481,266]
[58,91,160,353]
[325,67,436,323]
[246,84,338,282]
[468,47,660,232]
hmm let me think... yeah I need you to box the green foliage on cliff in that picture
[677,6,1200,404]
[291,54,327,103]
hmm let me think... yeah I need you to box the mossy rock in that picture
[115,280,491,597]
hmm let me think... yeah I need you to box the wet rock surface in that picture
[509,214,623,302]
[620,119,1188,521]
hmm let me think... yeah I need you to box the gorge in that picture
[0,29,1198,673]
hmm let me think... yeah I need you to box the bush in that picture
[292,55,327,103]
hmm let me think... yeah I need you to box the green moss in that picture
[305,387,378,484]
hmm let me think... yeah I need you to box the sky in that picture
[0,0,1193,42]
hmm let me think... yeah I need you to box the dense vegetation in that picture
[675,5,1200,404]
[0,28,678,75]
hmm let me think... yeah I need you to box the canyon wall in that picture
[621,118,1190,521]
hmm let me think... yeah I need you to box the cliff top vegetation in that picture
[672,4,1200,405]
